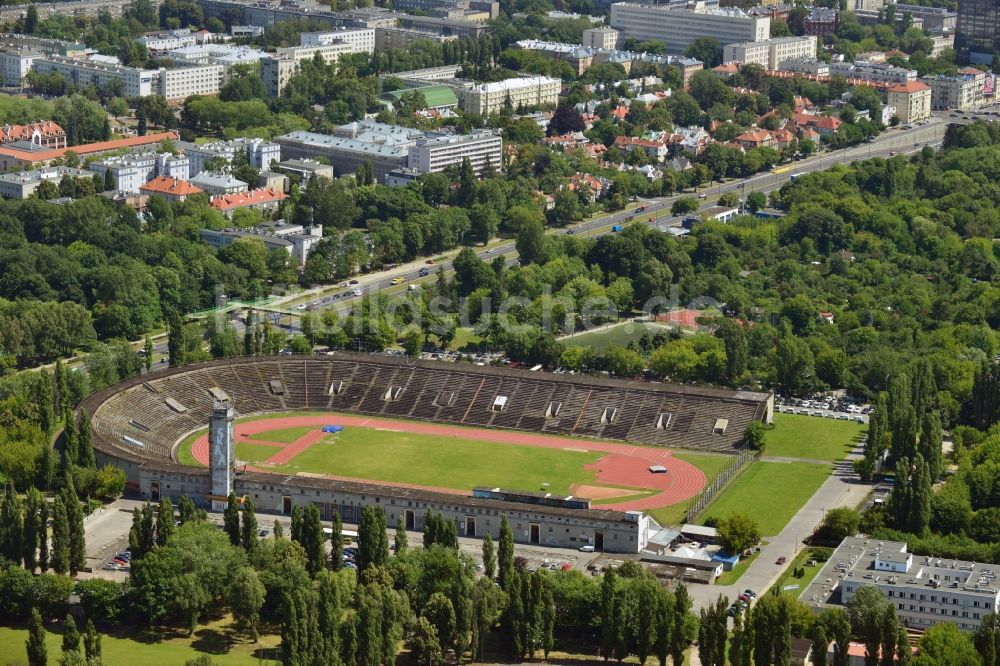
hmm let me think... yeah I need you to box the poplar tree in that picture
[0,486,23,566]
[302,503,325,577]
[394,518,407,554]
[77,411,95,469]
[22,488,42,572]
[240,497,258,554]
[357,505,388,574]
[481,533,496,580]
[498,515,514,590]
[26,608,46,666]
[37,499,48,571]
[61,615,80,654]
[223,492,240,547]
[329,512,343,571]
[156,497,174,546]
[62,413,78,469]
[83,619,101,663]
[128,503,154,560]
[50,496,70,575]
[62,478,85,575]
[36,370,54,435]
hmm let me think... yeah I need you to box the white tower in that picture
[209,398,235,511]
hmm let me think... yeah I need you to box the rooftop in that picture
[0,131,179,163]
[468,75,560,94]
[210,187,287,211]
[140,176,203,196]
[887,80,931,93]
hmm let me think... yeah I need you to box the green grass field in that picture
[0,619,281,666]
[764,413,865,461]
[560,322,673,353]
[246,426,315,444]
[700,461,832,536]
[646,452,740,526]
[235,442,283,464]
[772,546,834,594]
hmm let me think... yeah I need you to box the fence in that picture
[685,447,760,523]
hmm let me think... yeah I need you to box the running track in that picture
[187,413,706,512]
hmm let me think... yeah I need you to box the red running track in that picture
[188,413,707,512]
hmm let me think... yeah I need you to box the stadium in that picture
[82,353,773,553]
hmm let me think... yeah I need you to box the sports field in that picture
[561,322,674,353]
[764,413,865,461]
[178,413,709,513]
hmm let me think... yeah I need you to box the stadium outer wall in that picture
[82,354,774,554]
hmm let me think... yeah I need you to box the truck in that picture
[612,224,623,232]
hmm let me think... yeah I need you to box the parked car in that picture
[776,556,787,565]
[579,545,595,552]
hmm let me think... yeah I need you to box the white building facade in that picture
[722,35,816,69]
[462,76,561,116]
[300,28,376,53]
[88,152,190,193]
[610,1,770,55]
[407,130,502,174]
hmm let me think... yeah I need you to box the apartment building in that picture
[138,29,202,52]
[0,121,65,149]
[157,64,225,100]
[376,27,457,50]
[88,152,190,193]
[887,80,931,123]
[777,56,830,76]
[260,42,354,97]
[0,48,40,86]
[462,76,561,116]
[190,172,248,195]
[921,68,986,110]
[828,60,917,85]
[166,44,266,66]
[610,1,770,55]
[722,35,816,69]
[582,27,619,50]
[32,56,224,99]
[803,7,838,36]
[802,537,1000,632]
[957,0,1000,62]
[300,28,375,53]
[407,130,502,174]
[0,165,91,199]
[396,13,489,38]
[177,137,280,177]
[200,221,321,264]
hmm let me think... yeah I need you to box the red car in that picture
[776,556,787,565]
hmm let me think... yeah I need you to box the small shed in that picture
[681,523,719,544]
[648,465,668,474]
[712,551,740,571]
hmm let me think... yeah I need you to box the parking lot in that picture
[774,395,870,424]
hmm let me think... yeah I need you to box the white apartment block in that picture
[138,29,200,52]
[462,76,561,116]
[802,537,1000,633]
[178,137,281,177]
[300,28,376,54]
[32,56,224,100]
[407,130,502,174]
[88,152,190,194]
[610,1,770,55]
[166,44,266,67]
[0,48,39,86]
[722,35,816,70]
[828,60,917,85]
[582,27,619,50]
[778,56,830,76]
[260,43,354,98]
[0,165,91,199]
[922,70,986,110]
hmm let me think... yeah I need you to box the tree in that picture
[50,496,69,575]
[699,595,729,666]
[498,515,515,590]
[156,497,174,547]
[302,504,325,577]
[746,191,767,213]
[240,497,258,555]
[357,505,388,574]
[423,592,457,652]
[329,512,343,572]
[129,503,155,561]
[229,566,265,642]
[481,534,496,580]
[26,607,46,666]
[812,623,828,666]
[83,619,100,663]
[411,616,443,666]
[61,614,80,655]
[913,622,981,666]
[394,518,407,555]
[671,584,694,666]
[548,103,585,135]
[671,197,699,216]
[223,492,240,547]
[817,508,861,544]
[717,513,760,555]
[515,215,546,265]
[0,486,23,566]
[77,411,94,469]
[685,37,720,67]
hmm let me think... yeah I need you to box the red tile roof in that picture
[735,128,772,143]
[0,131,179,163]
[887,80,930,94]
[140,176,203,196]
[0,120,64,143]
[210,187,287,211]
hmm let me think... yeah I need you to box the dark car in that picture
[776,556,787,565]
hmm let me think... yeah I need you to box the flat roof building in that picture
[89,151,190,194]
[0,165,91,199]
[610,1,770,55]
[189,172,249,195]
[722,35,817,69]
[177,137,281,178]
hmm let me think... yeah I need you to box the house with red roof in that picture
[140,176,203,202]
[769,127,795,149]
[209,187,287,217]
[0,121,66,150]
[886,80,931,123]
[734,128,774,150]
[614,135,669,162]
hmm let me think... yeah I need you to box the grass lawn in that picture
[246,426,316,444]
[449,327,483,352]
[260,427,605,496]
[764,413,865,461]
[700,461,832,536]
[715,547,762,586]
[771,546,834,595]
[235,442,283,464]
[561,322,673,353]
[0,618,281,666]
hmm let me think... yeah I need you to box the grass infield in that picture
[764,413,865,461]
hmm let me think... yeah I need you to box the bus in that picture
[323,527,359,544]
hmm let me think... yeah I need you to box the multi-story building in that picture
[921,68,987,110]
[140,175,204,202]
[276,120,503,183]
[957,0,1000,62]
[777,56,830,76]
[582,27,619,49]
[88,151,190,193]
[177,137,280,177]
[0,0,150,23]
[209,187,287,217]
[200,220,321,264]
[407,130,502,174]
[376,27,458,50]
[610,1,770,55]
[0,131,179,170]
[260,42,354,97]
[722,35,816,69]
[32,56,224,100]
[0,48,39,86]
[166,44,266,66]
[801,537,1000,633]
[829,60,917,85]
[190,172,249,195]
[274,159,335,184]
[0,121,65,149]
[391,0,499,19]
[803,7,838,36]
[514,39,702,82]
[929,33,955,57]
[462,76,561,116]
[138,29,202,52]
[300,28,376,53]
[383,64,463,88]
[0,165,91,199]
[396,13,490,38]
[886,79,932,123]
[854,4,955,32]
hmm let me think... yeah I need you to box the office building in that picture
[0,165,91,199]
[376,27,458,49]
[383,64,463,88]
[610,1,770,55]
[32,56,224,100]
[921,68,986,110]
[89,152,190,194]
[957,0,1000,62]
[0,48,39,86]
[274,159,334,184]
[300,28,376,53]
[276,120,503,183]
[396,13,490,38]
[177,137,281,178]
[804,7,838,36]
[801,536,1000,633]
[190,172,249,195]
[886,79,932,123]
[200,220,322,264]
[722,35,816,69]
[462,75,561,116]
[260,42,355,97]
[582,27,619,49]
